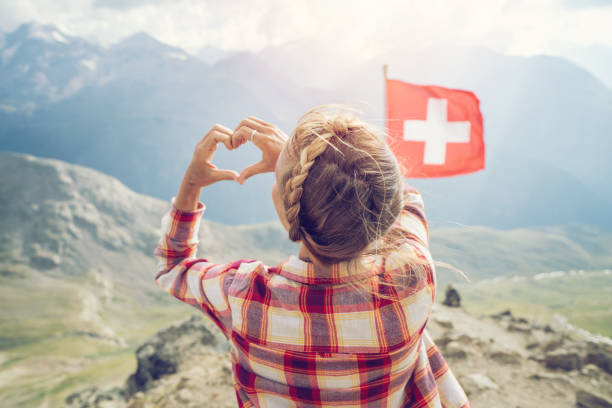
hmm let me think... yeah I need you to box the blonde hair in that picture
[279,104,444,287]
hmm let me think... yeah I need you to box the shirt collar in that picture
[273,255,383,285]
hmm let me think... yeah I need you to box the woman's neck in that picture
[298,243,328,269]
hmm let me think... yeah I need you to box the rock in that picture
[177,388,194,403]
[542,338,565,352]
[443,341,467,359]
[453,333,479,345]
[460,373,499,395]
[488,349,522,365]
[529,372,572,384]
[528,353,546,364]
[581,364,602,377]
[65,386,126,408]
[545,350,582,371]
[490,309,513,320]
[507,322,532,334]
[442,284,461,307]
[433,316,454,329]
[29,252,61,269]
[576,390,612,408]
[125,315,226,396]
[584,341,612,374]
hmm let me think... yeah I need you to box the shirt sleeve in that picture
[153,199,240,337]
[398,184,429,248]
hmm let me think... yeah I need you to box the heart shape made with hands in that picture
[200,116,287,186]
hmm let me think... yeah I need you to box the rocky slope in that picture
[66,304,612,408]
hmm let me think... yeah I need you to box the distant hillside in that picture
[430,223,612,284]
[1,22,611,229]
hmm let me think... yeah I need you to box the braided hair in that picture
[279,105,405,265]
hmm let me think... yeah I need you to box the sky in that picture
[1,0,611,87]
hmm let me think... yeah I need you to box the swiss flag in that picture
[385,79,485,177]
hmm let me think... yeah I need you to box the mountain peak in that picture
[112,32,165,51]
[9,21,70,45]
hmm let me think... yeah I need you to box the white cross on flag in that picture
[386,79,485,177]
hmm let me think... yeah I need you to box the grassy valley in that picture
[455,269,612,338]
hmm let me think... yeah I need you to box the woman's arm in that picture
[154,118,286,335]
[154,124,240,335]
[399,184,429,248]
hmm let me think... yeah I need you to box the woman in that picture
[154,105,470,407]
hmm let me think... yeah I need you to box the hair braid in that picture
[284,133,334,241]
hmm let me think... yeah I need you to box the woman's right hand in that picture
[231,116,288,184]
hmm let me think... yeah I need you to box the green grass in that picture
[0,266,201,407]
[454,270,612,337]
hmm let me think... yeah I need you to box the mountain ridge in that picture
[1,23,611,228]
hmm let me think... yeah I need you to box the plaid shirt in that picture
[154,186,470,408]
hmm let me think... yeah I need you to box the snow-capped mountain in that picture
[1,22,611,230]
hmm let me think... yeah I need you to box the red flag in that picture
[385,79,485,177]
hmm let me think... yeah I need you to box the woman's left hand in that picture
[183,124,239,188]
[230,116,288,184]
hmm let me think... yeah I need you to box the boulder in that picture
[488,349,522,365]
[576,390,612,408]
[460,373,499,396]
[125,315,226,396]
[65,386,126,408]
[544,350,582,371]
[443,341,468,359]
[529,372,572,384]
[432,316,454,330]
[442,284,461,307]
[584,341,612,374]
[507,322,532,334]
[545,350,582,371]
[490,309,513,320]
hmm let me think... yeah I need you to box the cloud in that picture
[93,0,173,10]
[0,0,610,78]
[563,0,612,9]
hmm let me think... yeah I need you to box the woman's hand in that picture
[175,124,239,211]
[184,124,239,187]
[231,116,288,184]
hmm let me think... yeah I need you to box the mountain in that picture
[0,22,611,230]
[0,151,296,407]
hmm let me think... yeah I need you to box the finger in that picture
[209,130,233,151]
[212,123,233,135]
[248,116,287,141]
[212,168,239,182]
[236,118,271,135]
[206,124,233,150]
[247,116,276,130]
[238,160,270,184]
[235,125,265,149]
[231,126,251,149]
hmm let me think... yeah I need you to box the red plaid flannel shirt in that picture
[154,186,470,407]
